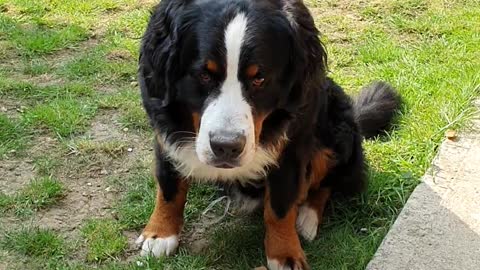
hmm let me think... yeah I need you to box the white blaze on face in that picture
[196,13,256,166]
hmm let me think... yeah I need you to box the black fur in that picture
[354,81,401,139]
[154,141,181,202]
[139,0,400,234]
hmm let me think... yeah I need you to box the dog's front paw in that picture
[136,234,179,257]
[265,231,309,270]
[267,256,309,270]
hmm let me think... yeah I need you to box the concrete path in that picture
[366,100,480,270]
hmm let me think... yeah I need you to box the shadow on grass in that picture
[170,169,412,270]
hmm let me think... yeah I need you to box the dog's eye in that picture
[199,73,211,83]
[252,77,265,88]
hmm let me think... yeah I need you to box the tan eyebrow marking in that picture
[246,64,259,78]
[206,60,219,73]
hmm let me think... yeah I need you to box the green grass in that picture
[1,226,65,258]
[114,172,155,229]
[22,59,52,75]
[0,13,89,57]
[98,88,150,130]
[33,156,60,176]
[58,41,137,85]
[0,114,28,157]
[0,192,13,210]
[23,99,97,137]
[0,78,95,100]
[113,168,219,231]
[81,219,128,262]
[0,0,479,269]
[0,177,64,216]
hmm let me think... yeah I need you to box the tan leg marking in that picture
[137,179,189,257]
[297,148,335,241]
[143,180,189,238]
[308,149,335,190]
[264,190,309,270]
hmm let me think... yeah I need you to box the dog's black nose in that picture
[209,132,246,160]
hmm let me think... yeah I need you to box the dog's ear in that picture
[281,0,328,112]
[139,0,192,107]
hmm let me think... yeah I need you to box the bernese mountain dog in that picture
[136,0,400,269]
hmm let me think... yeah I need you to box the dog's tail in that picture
[354,81,401,139]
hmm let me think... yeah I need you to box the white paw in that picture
[136,234,179,257]
[267,258,302,270]
[296,205,318,241]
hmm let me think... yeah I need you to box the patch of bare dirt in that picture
[0,97,24,119]
[96,85,121,93]
[0,135,59,195]
[0,160,35,196]
[35,177,116,234]
[0,250,22,270]
[0,41,17,62]
[28,74,65,88]
[86,111,126,141]
[106,49,133,61]
[29,135,58,153]
[33,110,153,236]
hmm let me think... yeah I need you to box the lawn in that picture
[0,0,479,269]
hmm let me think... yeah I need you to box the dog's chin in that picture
[201,158,242,169]
[210,161,238,169]
[197,152,255,170]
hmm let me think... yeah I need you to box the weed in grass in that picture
[1,226,65,258]
[72,139,128,158]
[22,99,97,137]
[81,219,127,262]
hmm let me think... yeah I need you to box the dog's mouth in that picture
[208,159,241,169]
[199,148,256,169]
[213,162,236,169]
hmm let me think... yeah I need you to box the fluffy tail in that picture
[354,81,401,139]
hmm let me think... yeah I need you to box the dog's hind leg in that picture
[296,148,335,241]
[296,187,331,241]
